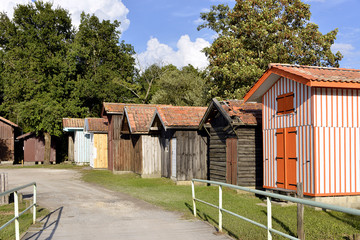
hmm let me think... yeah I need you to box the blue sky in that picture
[1,0,359,69]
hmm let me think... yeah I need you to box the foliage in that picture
[72,13,137,115]
[0,1,84,136]
[150,65,208,106]
[198,0,343,99]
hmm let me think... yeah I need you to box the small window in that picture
[276,92,294,115]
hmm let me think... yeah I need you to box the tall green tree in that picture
[72,13,136,115]
[0,1,85,163]
[150,65,208,106]
[198,0,343,99]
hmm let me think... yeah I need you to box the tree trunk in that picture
[44,132,51,165]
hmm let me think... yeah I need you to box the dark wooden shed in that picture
[199,99,263,188]
[0,116,21,163]
[16,132,56,163]
[149,106,208,181]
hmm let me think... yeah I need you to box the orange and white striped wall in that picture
[262,76,360,196]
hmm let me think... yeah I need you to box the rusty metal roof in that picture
[156,106,207,129]
[0,116,19,128]
[62,118,84,128]
[85,118,108,133]
[124,106,159,134]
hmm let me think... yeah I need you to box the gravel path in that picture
[1,168,230,240]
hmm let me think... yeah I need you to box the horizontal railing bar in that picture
[194,198,219,209]
[193,179,360,216]
[221,208,267,230]
[0,216,17,231]
[0,182,36,197]
[18,203,36,219]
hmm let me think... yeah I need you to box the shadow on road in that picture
[22,207,63,240]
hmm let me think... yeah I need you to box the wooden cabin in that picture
[16,132,56,163]
[119,105,161,177]
[62,118,90,165]
[149,106,208,181]
[199,99,263,188]
[0,116,21,163]
[84,118,108,169]
[101,102,168,172]
[244,63,360,207]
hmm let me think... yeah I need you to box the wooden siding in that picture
[141,135,161,176]
[313,87,360,196]
[114,134,142,174]
[0,121,15,162]
[91,133,108,169]
[236,127,263,187]
[160,130,207,181]
[263,76,360,196]
[108,115,123,171]
[23,136,56,162]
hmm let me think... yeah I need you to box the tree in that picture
[72,13,137,115]
[150,65,208,106]
[0,1,85,164]
[198,0,343,99]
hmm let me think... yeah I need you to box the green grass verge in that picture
[0,201,49,240]
[82,170,360,240]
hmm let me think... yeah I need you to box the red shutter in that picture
[286,128,297,190]
[276,129,285,188]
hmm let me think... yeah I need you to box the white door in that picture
[171,138,177,178]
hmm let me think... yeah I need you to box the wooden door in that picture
[276,127,297,190]
[226,138,237,185]
[171,138,177,178]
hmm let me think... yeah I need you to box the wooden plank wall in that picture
[0,121,14,162]
[114,134,142,174]
[208,114,236,183]
[160,131,173,178]
[93,133,108,169]
[236,126,263,187]
[175,130,208,181]
[142,135,161,176]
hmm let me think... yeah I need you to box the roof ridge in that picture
[269,63,360,72]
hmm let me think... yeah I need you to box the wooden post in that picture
[0,173,9,205]
[297,182,304,239]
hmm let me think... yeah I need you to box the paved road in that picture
[1,168,230,240]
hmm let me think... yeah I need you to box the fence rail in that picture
[191,179,360,240]
[0,182,37,240]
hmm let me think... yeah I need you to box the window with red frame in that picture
[276,92,294,115]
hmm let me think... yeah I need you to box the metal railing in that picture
[191,179,360,240]
[0,182,37,240]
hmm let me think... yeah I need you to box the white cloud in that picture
[136,35,210,70]
[0,0,130,32]
[332,43,355,55]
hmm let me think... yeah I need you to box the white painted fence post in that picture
[219,185,223,232]
[267,196,272,240]
[14,191,20,240]
[192,180,196,217]
[33,184,37,224]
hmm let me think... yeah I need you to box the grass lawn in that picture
[0,201,49,240]
[82,170,360,240]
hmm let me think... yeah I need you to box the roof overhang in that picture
[63,127,83,132]
[199,98,232,129]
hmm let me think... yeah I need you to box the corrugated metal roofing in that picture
[85,118,108,133]
[0,116,19,128]
[156,106,207,128]
[62,118,84,128]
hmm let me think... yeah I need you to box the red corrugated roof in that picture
[62,118,84,128]
[124,106,159,133]
[156,106,207,128]
[86,118,108,132]
[0,116,19,128]
[219,100,262,125]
